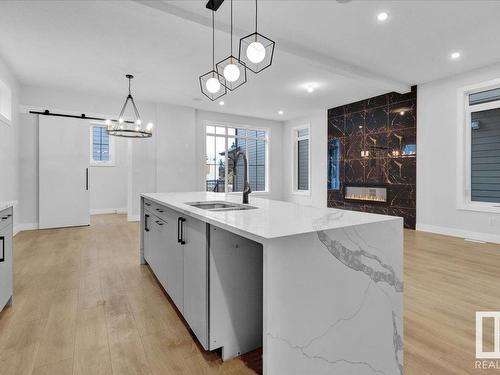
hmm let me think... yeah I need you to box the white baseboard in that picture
[14,223,38,236]
[128,214,139,222]
[416,223,500,244]
[90,208,127,215]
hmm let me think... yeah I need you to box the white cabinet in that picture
[0,207,13,311]
[182,215,208,349]
[163,209,184,314]
[140,198,262,360]
[209,225,263,360]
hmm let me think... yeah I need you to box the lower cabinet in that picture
[141,198,262,360]
[0,207,13,312]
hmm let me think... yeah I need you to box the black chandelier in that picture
[199,10,227,101]
[216,0,247,91]
[238,0,275,74]
[107,74,153,138]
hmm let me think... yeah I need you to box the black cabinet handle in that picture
[0,236,4,262]
[85,168,89,191]
[177,217,181,243]
[178,217,186,245]
[145,214,150,232]
[156,208,164,213]
[145,202,151,207]
[155,220,164,226]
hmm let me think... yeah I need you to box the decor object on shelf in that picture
[238,0,275,73]
[199,10,227,101]
[106,74,153,138]
[216,0,247,91]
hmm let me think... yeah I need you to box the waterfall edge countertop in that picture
[141,192,401,241]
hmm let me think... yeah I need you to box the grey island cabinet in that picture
[141,196,263,360]
[140,192,403,375]
[0,205,13,312]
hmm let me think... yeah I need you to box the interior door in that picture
[39,116,90,229]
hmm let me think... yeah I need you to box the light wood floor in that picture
[1,214,499,374]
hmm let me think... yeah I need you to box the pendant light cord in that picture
[255,0,258,33]
[230,0,233,55]
[128,76,131,96]
[212,10,215,70]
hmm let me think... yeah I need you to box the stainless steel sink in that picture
[185,201,257,211]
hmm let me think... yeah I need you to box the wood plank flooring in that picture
[1,214,499,374]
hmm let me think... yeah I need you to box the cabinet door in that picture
[182,217,208,349]
[0,225,13,310]
[164,210,184,314]
[143,211,153,264]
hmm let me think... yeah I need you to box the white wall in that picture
[19,85,157,223]
[0,57,20,229]
[194,110,284,200]
[18,85,284,224]
[89,136,128,213]
[282,111,327,208]
[417,63,500,243]
[155,103,197,193]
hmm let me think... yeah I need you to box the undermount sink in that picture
[185,201,257,212]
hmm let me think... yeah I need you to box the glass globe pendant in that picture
[238,0,275,74]
[216,0,247,91]
[199,10,227,101]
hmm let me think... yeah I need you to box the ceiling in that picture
[0,0,499,121]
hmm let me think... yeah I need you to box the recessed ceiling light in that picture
[307,86,315,93]
[451,51,461,60]
[377,12,388,22]
[400,111,405,116]
[219,100,225,106]
[278,110,284,115]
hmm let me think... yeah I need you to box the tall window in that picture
[90,125,114,166]
[205,124,268,193]
[328,138,340,191]
[468,88,500,203]
[294,126,310,192]
[459,82,500,211]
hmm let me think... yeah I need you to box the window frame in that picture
[457,78,500,213]
[291,124,311,196]
[89,122,115,167]
[204,120,270,194]
[0,79,12,126]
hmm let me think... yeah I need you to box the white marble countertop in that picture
[0,201,16,212]
[142,192,401,241]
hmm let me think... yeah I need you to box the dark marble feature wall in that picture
[327,86,417,229]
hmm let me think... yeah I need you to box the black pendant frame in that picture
[238,31,275,74]
[199,70,227,101]
[216,55,247,91]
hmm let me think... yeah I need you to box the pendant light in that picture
[107,75,153,138]
[199,10,227,101]
[238,0,275,74]
[216,0,247,91]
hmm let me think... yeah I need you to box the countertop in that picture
[142,192,401,241]
[0,201,16,212]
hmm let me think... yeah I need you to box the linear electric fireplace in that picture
[344,184,388,204]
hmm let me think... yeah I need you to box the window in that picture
[205,123,268,193]
[328,138,341,190]
[458,80,500,212]
[293,126,310,193]
[90,125,114,166]
[0,79,12,125]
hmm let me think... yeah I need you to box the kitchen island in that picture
[140,192,403,375]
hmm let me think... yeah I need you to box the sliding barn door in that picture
[39,116,90,229]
